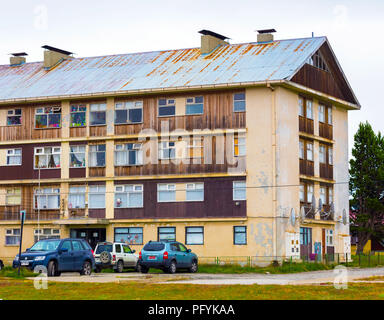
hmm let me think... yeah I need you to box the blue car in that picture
[139,240,198,274]
[13,238,95,277]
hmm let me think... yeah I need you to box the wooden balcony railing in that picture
[320,163,333,180]
[300,159,314,176]
[0,209,61,221]
[299,116,314,135]
[319,123,333,140]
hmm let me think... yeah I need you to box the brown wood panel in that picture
[299,116,314,135]
[70,127,87,138]
[89,167,105,177]
[320,163,333,180]
[299,159,314,176]
[68,209,86,219]
[319,122,333,140]
[89,126,107,137]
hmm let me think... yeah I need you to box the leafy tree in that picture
[349,122,384,254]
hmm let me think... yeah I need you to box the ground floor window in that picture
[185,227,204,245]
[5,228,20,245]
[158,227,176,241]
[300,227,312,245]
[234,226,247,245]
[325,229,334,246]
[114,227,143,245]
[34,228,60,242]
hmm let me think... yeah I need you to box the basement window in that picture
[70,105,86,127]
[115,101,143,124]
[186,96,204,115]
[35,106,61,129]
[158,99,176,117]
[89,103,106,126]
[233,93,246,112]
[7,109,22,126]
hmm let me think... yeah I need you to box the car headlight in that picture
[34,256,46,261]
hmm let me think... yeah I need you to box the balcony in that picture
[319,122,333,140]
[300,159,314,176]
[299,116,314,135]
[0,210,61,221]
[320,163,333,180]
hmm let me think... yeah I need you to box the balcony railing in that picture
[319,123,333,140]
[320,163,333,180]
[300,159,314,176]
[299,116,314,135]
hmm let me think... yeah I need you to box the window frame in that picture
[34,187,60,210]
[187,137,204,159]
[234,135,246,157]
[70,104,87,127]
[88,185,106,209]
[114,227,144,245]
[158,141,176,160]
[6,108,22,126]
[88,144,106,168]
[185,183,204,202]
[157,183,176,203]
[89,103,107,126]
[68,186,86,209]
[114,184,144,208]
[158,98,176,117]
[300,227,312,245]
[34,106,62,129]
[185,96,204,115]
[5,188,21,206]
[34,228,60,242]
[114,101,143,124]
[69,145,86,168]
[157,227,176,242]
[233,226,247,245]
[185,226,204,245]
[233,92,246,112]
[34,147,61,169]
[6,148,22,166]
[5,228,21,246]
[114,143,143,166]
[233,181,246,201]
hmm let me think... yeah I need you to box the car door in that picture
[177,243,191,267]
[170,243,183,267]
[58,240,74,271]
[114,244,124,266]
[122,245,136,267]
[72,240,85,270]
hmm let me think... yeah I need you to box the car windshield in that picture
[96,244,113,254]
[143,242,165,251]
[29,240,61,252]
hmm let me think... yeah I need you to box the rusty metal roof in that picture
[0,37,327,101]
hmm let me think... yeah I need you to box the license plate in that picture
[148,256,156,260]
[95,258,100,262]
[21,261,29,266]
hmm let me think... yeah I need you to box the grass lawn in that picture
[0,278,383,300]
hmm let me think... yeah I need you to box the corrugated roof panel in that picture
[0,37,326,101]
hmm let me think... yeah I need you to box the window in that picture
[68,186,86,209]
[115,184,143,208]
[186,183,204,201]
[307,51,329,72]
[34,188,60,209]
[157,184,176,202]
[234,136,246,157]
[320,186,326,205]
[88,185,106,209]
[233,181,246,200]
[299,141,304,159]
[306,142,313,161]
[89,103,106,126]
[122,245,132,253]
[326,229,334,246]
[70,105,86,127]
[70,145,86,168]
[186,96,203,115]
[187,137,203,159]
[299,97,305,117]
[34,228,60,242]
[35,106,61,129]
[320,185,333,205]
[158,99,175,117]
[233,93,246,112]
[6,188,21,205]
[328,147,333,165]
[115,227,143,245]
[115,143,143,166]
[158,227,176,241]
[234,226,247,245]
[329,187,333,204]
[6,149,22,165]
[319,105,325,123]
[159,141,176,160]
[186,227,204,245]
[319,145,326,164]
[328,107,332,125]
[115,101,143,124]
[7,109,22,126]
[306,184,314,203]
[5,229,20,245]
[115,244,122,253]
[89,145,106,167]
[34,147,61,169]
[306,100,313,120]
[299,183,305,202]
[300,227,312,245]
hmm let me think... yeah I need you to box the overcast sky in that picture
[0,0,383,157]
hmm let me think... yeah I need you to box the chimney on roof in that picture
[42,45,73,69]
[256,29,276,43]
[10,52,27,66]
[198,30,229,54]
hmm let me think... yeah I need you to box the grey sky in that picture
[0,0,383,156]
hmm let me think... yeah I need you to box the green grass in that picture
[0,278,383,300]
[0,266,37,279]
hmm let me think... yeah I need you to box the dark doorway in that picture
[70,228,106,250]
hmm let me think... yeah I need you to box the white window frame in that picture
[299,184,305,202]
[158,98,176,117]
[6,148,22,166]
[6,188,21,206]
[234,136,246,157]
[187,137,203,159]
[115,101,143,124]
[320,186,327,205]
[114,184,144,208]
[68,186,86,209]
[7,108,22,126]
[89,103,107,126]
[34,187,60,210]
[306,142,313,161]
[319,145,326,164]
[35,106,62,129]
[328,147,333,165]
[114,143,143,166]
[319,104,325,123]
[185,227,204,245]
[328,107,333,125]
[70,104,87,127]
[5,228,21,245]
[69,145,86,168]
[88,185,106,209]
[299,141,304,159]
[158,141,176,160]
[306,100,313,120]
[185,183,204,202]
[185,96,204,115]
[88,145,106,167]
[34,147,61,169]
[233,93,246,112]
[157,184,176,202]
[299,97,304,117]
[326,229,334,246]
[233,181,246,201]
[307,184,314,203]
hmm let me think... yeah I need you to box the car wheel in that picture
[189,260,198,273]
[168,260,177,274]
[140,265,149,274]
[80,261,92,276]
[116,260,124,273]
[47,260,57,277]
[135,262,142,273]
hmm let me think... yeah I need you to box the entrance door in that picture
[70,228,106,250]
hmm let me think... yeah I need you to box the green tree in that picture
[349,122,384,254]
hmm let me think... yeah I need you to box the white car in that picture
[93,242,140,273]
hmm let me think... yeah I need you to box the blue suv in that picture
[13,238,95,277]
[139,240,198,274]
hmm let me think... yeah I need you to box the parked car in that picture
[0,259,3,271]
[139,240,198,274]
[12,238,95,277]
[93,242,140,273]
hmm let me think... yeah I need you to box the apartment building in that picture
[0,30,359,262]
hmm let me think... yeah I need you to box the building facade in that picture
[0,31,360,263]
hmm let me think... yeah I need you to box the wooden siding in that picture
[70,126,87,138]
[89,167,105,177]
